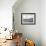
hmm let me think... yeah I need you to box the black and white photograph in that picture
[21,13,36,25]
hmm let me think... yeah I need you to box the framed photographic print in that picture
[21,13,36,25]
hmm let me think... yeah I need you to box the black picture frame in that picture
[21,13,36,25]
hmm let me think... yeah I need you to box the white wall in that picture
[0,0,16,30]
[13,0,41,46]
[41,0,46,46]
